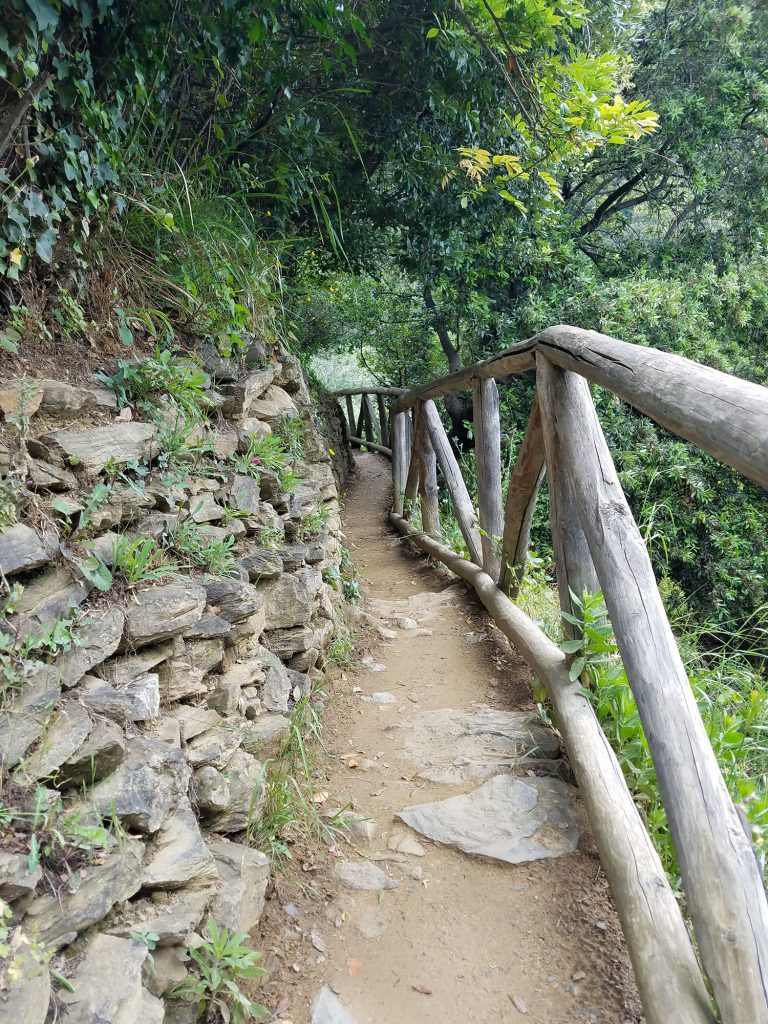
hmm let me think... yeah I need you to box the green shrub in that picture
[97,349,212,422]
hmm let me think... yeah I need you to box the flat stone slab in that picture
[397,775,580,864]
[311,986,358,1024]
[333,860,399,891]
[390,705,562,784]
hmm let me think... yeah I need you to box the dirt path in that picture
[258,454,641,1024]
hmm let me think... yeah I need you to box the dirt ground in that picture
[255,453,642,1024]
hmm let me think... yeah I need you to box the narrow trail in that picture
[261,454,641,1024]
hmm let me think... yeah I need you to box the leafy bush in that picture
[171,917,268,1023]
[97,349,212,421]
[165,515,238,578]
[563,590,768,882]
[111,536,180,588]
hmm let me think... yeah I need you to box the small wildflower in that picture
[328,448,335,456]
[251,457,262,466]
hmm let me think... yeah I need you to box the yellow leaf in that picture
[9,248,22,266]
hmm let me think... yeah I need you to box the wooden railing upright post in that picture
[472,377,504,579]
[391,411,411,516]
[376,393,390,448]
[417,405,440,538]
[345,395,356,438]
[498,394,546,598]
[403,403,422,515]
[362,394,377,443]
[422,400,482,565]
[537,356,768,1024]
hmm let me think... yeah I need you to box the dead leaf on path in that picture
[312,791,328,804]
[347,957,362,977]
[309,925,326,952]
[412,984,432,995]
[274,996,290,1015]
[509,992,528,1014]
[291,963,301,973]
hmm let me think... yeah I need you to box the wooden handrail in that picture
[336,325,768,1024]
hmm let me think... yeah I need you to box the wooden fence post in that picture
[377,393,390,448]
[403,403,422,514]
[362,394,377,443]
[537,356,768,1024]
[391,411,410,516]
[417,410,440,538]
[472,377,504,579]
[422,399,482,565]
[498,394,546,598]
[345,395,356,437]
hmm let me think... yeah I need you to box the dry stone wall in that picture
[0,345,350,1023]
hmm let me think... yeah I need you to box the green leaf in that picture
[569,656,586,681]
[426,27,439,38]
[25,0,59,32]
[35,227,57,263]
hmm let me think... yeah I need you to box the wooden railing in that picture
[335,325,768,1024]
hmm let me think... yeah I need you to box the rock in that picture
[59,719,126,785]
[12,564,90,636]
[259,645,291,712]
[0,523,52,575]
[281,543,308,572]
[396,775,580,864]
[258,567,322,629]
[60,933,147,1022]
[0,934,50,1024]
[27,457,78,491]
[184,612,231,639]
[229,473,259,512]
[393,705,563,784]
[173,705,222,742]
[234,417,272,452]
[238,547,283,581]
[387,833,425,857]
[241,714,291,757]
[54,608,125,687]
[204,748,264,832]
[0,850,42,899]
[265,625,317,659]
[204,578,263,624]
[189,493,225,523]
[287,667,312,700]
[143,798,218,890]
[185,723,245,769]
[311,986,358,1024]
[77,672,160,724]
[0,666,60,767]
[139,989,165,1024]
[25,839,144,948]
[396,616,419,629]
[157,657,207,703]
[142,946,188,997]
[185,637,224,675]
[123,583,206,648]
[333,861,399,892]
[89,736,190,833]
[208,839,270,933]
[33,422,157,475]
[205,673,243,716]
[108,892,210,946]
[98,643,174,686]
[222,367,278,415]
[88,383,118,409]
[208,426,239,458]
[0,379,43,417]
[354,906,386,941]
[361,691,396,704]
[226,606,267,643]
[247,384,298,422]
[37,379,96,416]
[12,699,92,784]
[193,766,230,813]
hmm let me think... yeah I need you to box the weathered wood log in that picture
[392,346,536,413]
[333,386,406,397]
[473,377,504,579]
[498,394,546,597]
[537,371,599,633]
[376,393,390,448]
[422,399,482,565]
[393,325,768,489]
[538,357,768,1024]
[355,399,365,439]
[348,436,392,457]
[389,510,714,1024]
[417,412,440,538]
[403,403,422,512]
[391,412,410,515]
[345,395,356,437]
[362,394,377,443]
[538,325,768,489]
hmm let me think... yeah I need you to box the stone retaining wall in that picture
[0,344,350,1023]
